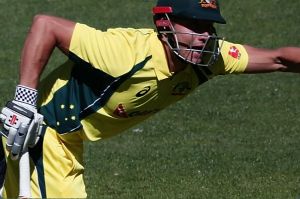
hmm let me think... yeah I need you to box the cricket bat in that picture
[0,128,31,198]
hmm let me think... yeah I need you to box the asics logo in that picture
[136,86,151,97]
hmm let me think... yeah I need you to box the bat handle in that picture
[19,150,31,198]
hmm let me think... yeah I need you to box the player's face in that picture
[171,18,216,65]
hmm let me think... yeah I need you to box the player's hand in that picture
[0,85,43,160]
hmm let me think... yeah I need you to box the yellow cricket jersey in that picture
[38,23,248,141]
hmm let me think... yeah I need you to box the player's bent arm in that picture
[243,45,300,73]
[20,14,76,89]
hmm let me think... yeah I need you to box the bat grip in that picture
[19,151,31,198]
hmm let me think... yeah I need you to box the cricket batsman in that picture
[1,0,300,198]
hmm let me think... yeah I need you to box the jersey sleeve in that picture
[212,40,249,75]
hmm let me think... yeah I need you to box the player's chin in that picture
[189,54,202,64]
[180,51,202,64]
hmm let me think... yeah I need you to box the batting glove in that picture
[0,85,43,160]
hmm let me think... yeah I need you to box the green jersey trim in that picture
[39,53,152,134]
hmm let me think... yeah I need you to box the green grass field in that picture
[1,0,300,198]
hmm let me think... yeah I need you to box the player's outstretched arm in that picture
[19,14,76,89]
[243,45,300,73]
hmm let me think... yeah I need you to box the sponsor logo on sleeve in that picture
[228,46,241,59]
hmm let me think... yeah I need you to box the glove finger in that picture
[6,127,17,151]
[24,121,37,147]
[0,113,6,123]
[26,113,44,148]
[11,123,29,160]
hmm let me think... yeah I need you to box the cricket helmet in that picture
[155,0,226,24]
[153,0,225,67]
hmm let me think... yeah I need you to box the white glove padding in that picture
[0,100,43,160]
